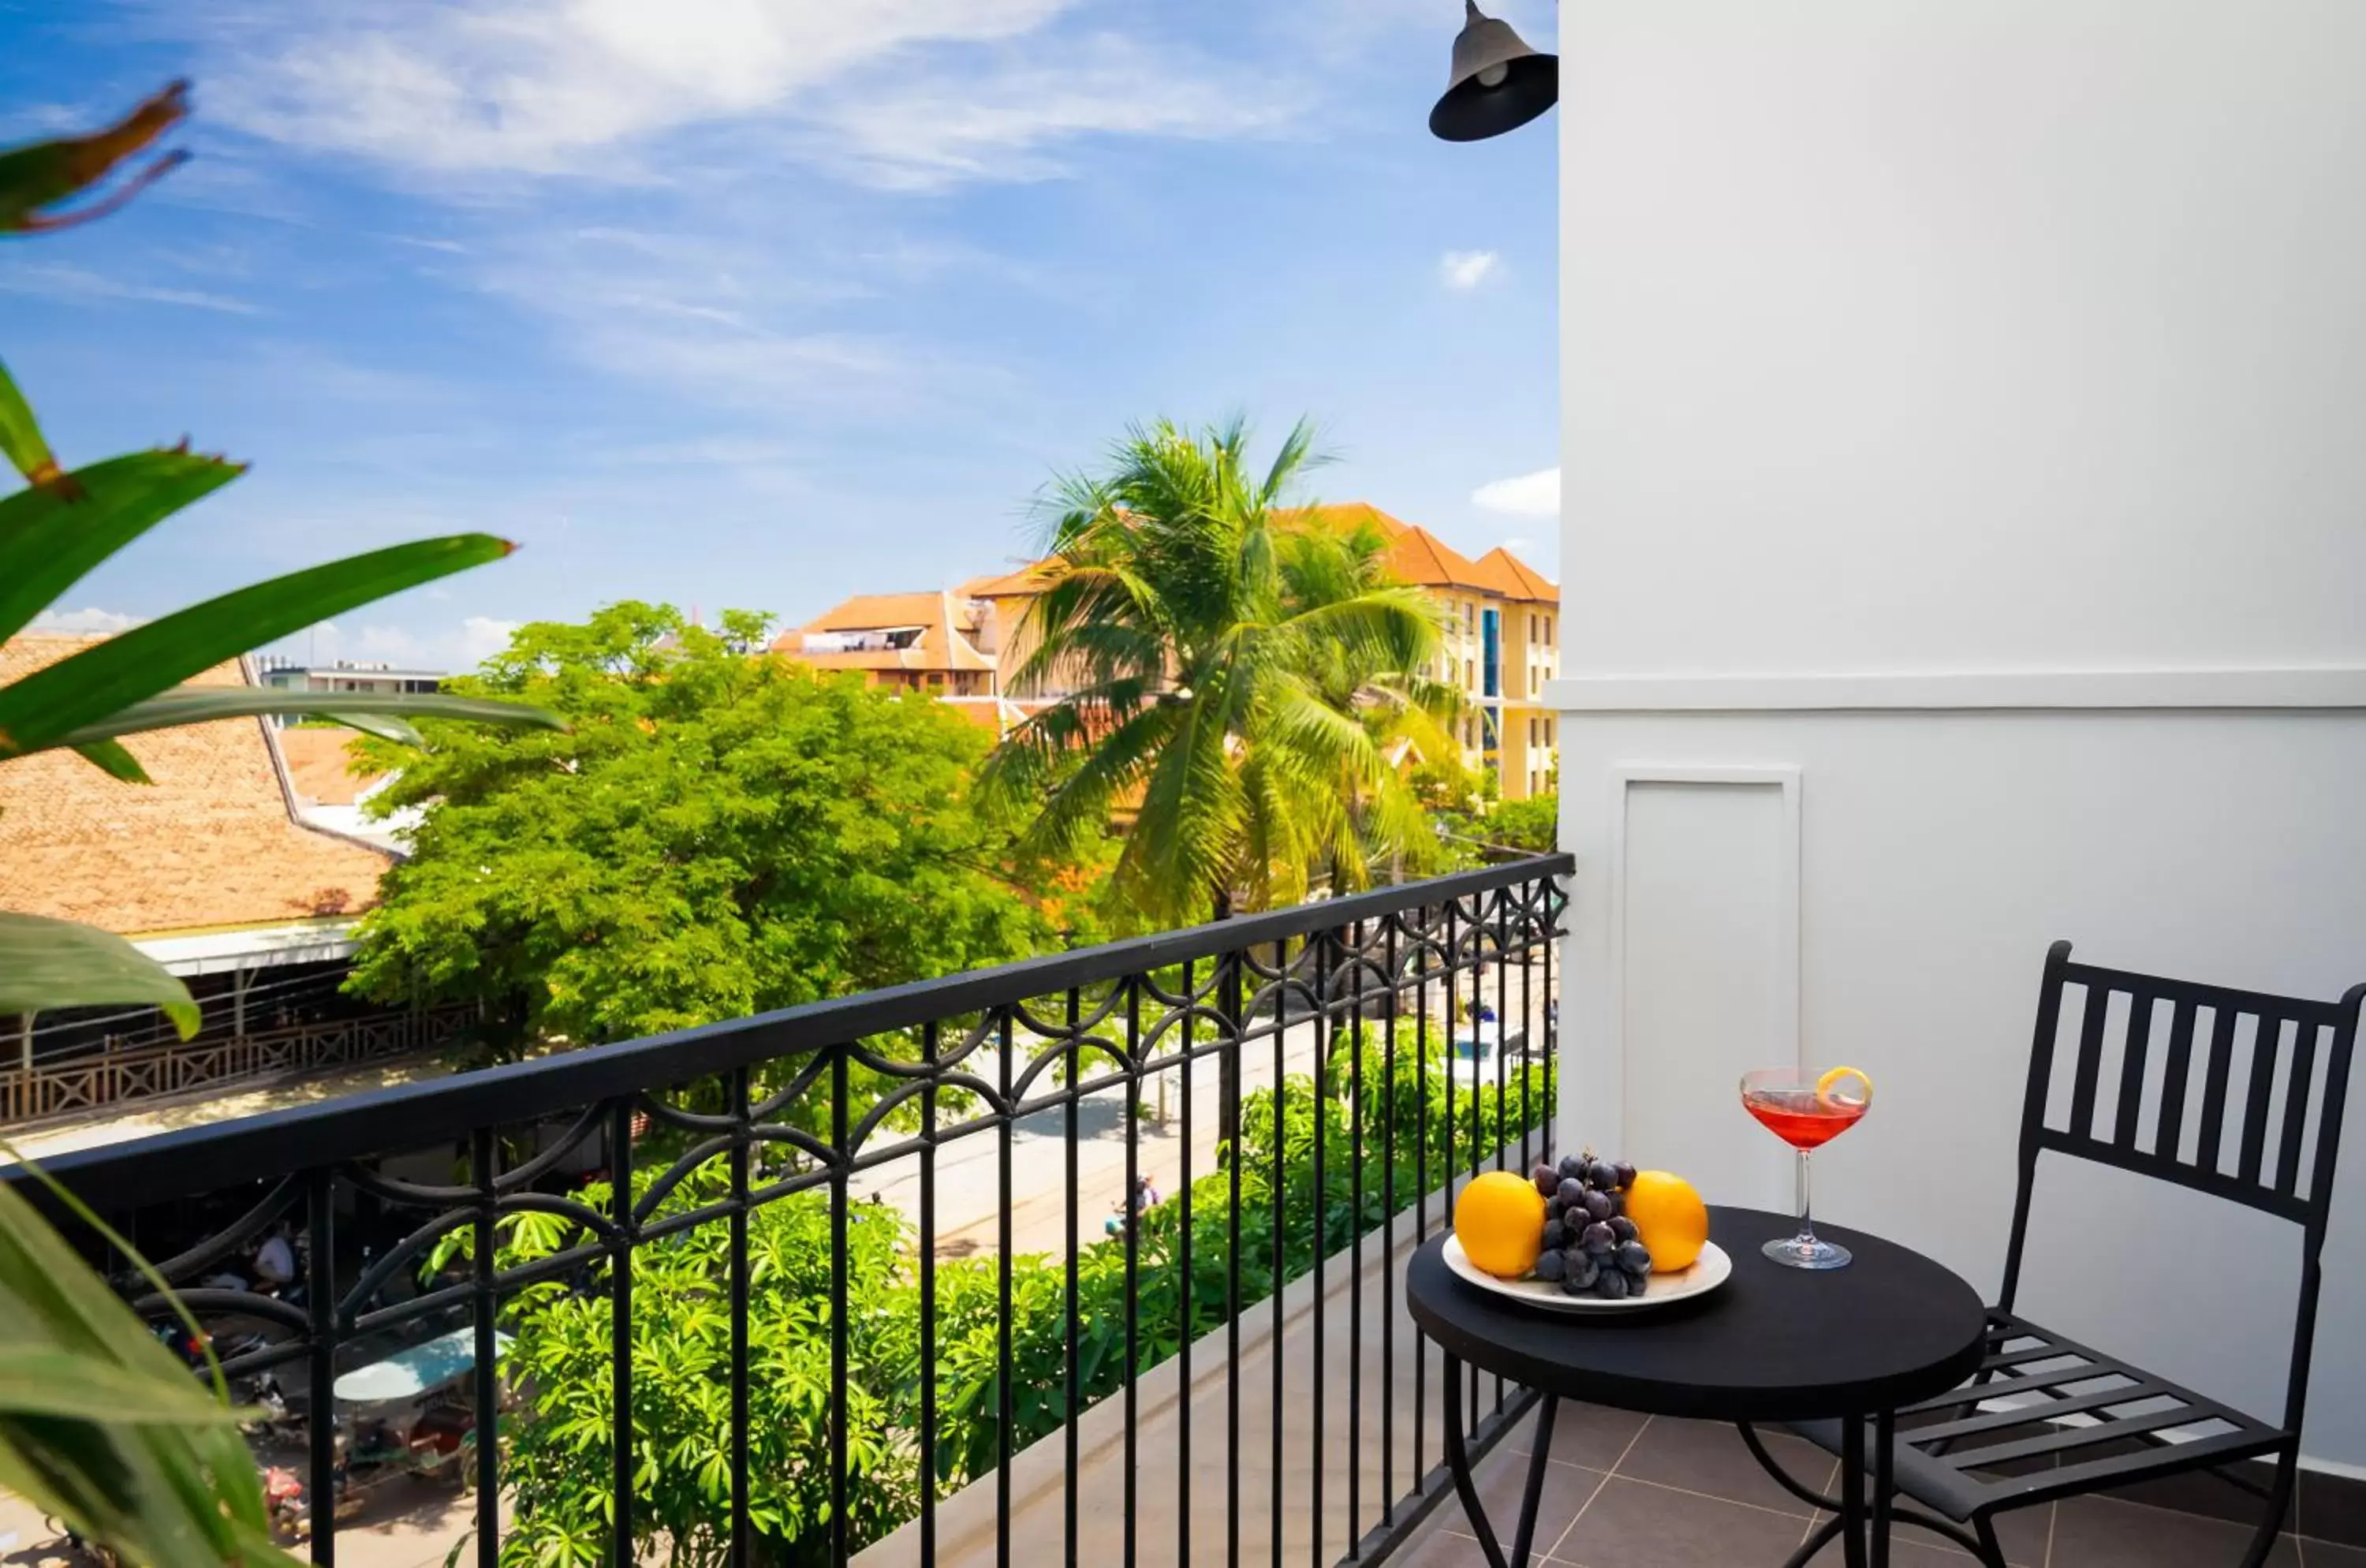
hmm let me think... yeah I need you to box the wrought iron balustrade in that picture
[11,856,1570,1567]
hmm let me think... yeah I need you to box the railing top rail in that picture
[4,855,1569,1211]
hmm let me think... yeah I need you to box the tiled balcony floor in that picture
[1395,1403,2353,1568]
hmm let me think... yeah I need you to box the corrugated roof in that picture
[0,636,393,938]
[276,726,392,807]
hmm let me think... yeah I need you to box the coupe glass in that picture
[1738,1066,1870,1270]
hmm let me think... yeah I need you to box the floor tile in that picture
[2045,1493,2301,1566]
[1548,1474,1815,1568]
[1391,1526,1495,1567]
[1795,1525,1987,1565]
[1793,1509,2049,1566]
[1502,1398,1652,1474]
[1461,1445,1607,1558]
[2307,1542,2366,1566]
[1612,1417,1832,1518]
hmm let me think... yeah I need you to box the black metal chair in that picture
[1742,939,2364,1568]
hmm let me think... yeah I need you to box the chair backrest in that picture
[1999,940,2365,1429]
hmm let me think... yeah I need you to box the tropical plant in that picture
[346,603,1062,1067]
[980,418,1448,929]
[0,83,553,1568]
[0,82,558,1035]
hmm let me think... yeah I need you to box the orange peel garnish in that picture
[1816,1066,1872,1110]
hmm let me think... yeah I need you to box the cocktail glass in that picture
[1739,1066,1870,1270]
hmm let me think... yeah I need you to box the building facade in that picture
[780,509,1562,799]
[1293,505,1562,801]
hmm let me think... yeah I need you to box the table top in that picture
[1405,1205,1987,1424]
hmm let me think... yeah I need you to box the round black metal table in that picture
[1405,1205,1987,1568]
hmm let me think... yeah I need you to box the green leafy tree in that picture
[980,418,1447,929]
[348,603,1062,1059]
[1484,793,1558,855]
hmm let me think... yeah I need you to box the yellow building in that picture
[1289,505,1562,801]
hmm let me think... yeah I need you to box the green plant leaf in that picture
[0,533,517,760]
[72,739,151,783]
[0,1169,297,1566]
[324,711,425,746]
[0,912,198,1037]
[0,448,244,641]
[56,688,562,749]
[0,356,61,492]
[0,1350,256,1424]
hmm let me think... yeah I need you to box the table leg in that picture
[1840,1412,1868,1568]
[1440,1356,1558,1568]
[1510,1394,1560,1567]
[1871,1409,1895,1568]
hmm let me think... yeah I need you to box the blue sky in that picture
[2,0,1558,670]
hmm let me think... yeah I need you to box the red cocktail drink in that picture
[1739,1066,1872,1269]
[1741,1089,1866,1151]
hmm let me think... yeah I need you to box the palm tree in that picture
[982,416,1451,931]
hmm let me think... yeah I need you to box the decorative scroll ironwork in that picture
[17,858,1569,1568]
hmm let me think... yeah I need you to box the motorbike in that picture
[263,1465,308,1540]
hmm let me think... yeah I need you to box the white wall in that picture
[1554,2,2366,1469]
[1558,0,2366,677]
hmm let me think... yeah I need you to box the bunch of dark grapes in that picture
[1528,1150,1651,1299]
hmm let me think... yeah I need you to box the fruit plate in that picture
[1442,1234,1733,1314]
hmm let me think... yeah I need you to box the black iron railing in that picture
[13,856,1569,1567]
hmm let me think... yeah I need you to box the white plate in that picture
[1443,1234,1733,1314]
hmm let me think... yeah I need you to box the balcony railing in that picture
[11,856,1569,1567]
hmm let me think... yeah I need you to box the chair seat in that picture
[1782,1307,2289,1522]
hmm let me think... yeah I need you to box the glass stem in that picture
[1794,1147,1816,1248]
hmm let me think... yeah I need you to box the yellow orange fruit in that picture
[1453,1170,1547,1279]
[1623,1170,1710,1273]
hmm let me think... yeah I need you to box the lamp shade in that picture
[1429,1,1558,143]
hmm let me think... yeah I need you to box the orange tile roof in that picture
[275,726,392,807]
[1472,546,1559,604]
[0,636,393,938]
[772,590,997,674]
[961,560,1057,598]
[1286,502,1555,601]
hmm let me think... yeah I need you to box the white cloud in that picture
[293,616,519,673]
[1471,466,1560,518]
[458,617,521,666]
[198,2,1293,191]
[1439,250,1502,291]
[30,607,145,636]
[0,263,260,315]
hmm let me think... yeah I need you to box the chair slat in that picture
[2115,991,2155,1152]
[2239,1014,2287,1186]
[2155,999,2198,1165]
[2277,1023,2320,1200]
[2046,1428,2287,1497]
[1905,1380,2177,1447]
[1946,1404,2213,1469]
[2067,984,2111,1139]
[2196,1006,2239,1175]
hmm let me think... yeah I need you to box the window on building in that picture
[1546,614,1554,644]
[1465,603,1476,632]
[1465,658,1475,689]
[1529,769,1539,797]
